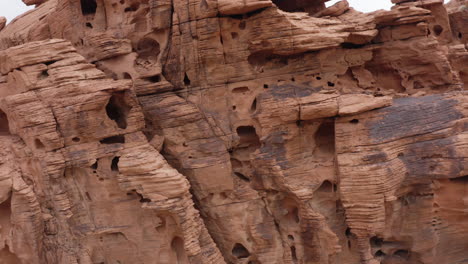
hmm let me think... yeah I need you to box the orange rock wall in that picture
[0,0,466,263]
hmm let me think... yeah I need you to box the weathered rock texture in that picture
[0,0,466,263]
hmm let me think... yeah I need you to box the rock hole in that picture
[272,0,324,13]
[314,121,335,155]
[81,0,97,15]
[288,235,294,241]
[145,75,161,83]
[316,76,322,80]
[250,98,257,113]
[39,70,49,79]
[72,137,81,142]
[183,73,191,86]
[236,126,260,147]
[0,110,10,135]
[106,92,132,129]
[345,228,351,237]
[397,152,404,157]
[232,105,237,110]
[296,120,304,127]
[86,22,93,28]
[317,180,334,192]
[232,243,250,259]
[350,119,359,124]
[90,161,98,170]
[291,246,298,262]
[370,236,383,248]
[231,32,239,39]
[136,38,160,62]
[232,86,250,93]
[234,172,250,182]
[123,73,132,79]
[111,157,120,171]
[458,32,462,39]
[291,77,295,82]
[375,250,386,257]
[450,175,468,182]
[124,2,140,12]
[289,207,300,223]
[35,139,45,149]
[433,25,443,36]
[263,84,269,89]
[100,135,125,144]
[171,237,189,264]
[85,192,92,201]
[394,249,409,259]
[327,81,335,87]
[341,43,366,49]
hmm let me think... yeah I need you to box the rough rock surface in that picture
[0,0,466,263]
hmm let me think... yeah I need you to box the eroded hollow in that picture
[0,110,10,135]
[171,237,189,264]
[81,0,97,15]
[136,38,160,62]
[272,0,325,13]
[111,156,120,172]
[232,243,250,259]
[314,121,335,156]
[100,135,125,144]
[106,92,132,129]
[236,126,260,147]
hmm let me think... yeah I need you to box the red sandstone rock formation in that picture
[0,0,466,263]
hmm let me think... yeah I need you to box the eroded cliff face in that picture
[0,0,466,263]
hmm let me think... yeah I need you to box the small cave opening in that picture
[0,110,10,135]
[144,75,161,83]
[171,237,189,264]
[314,121,335,156]
[232,86,250,93]
[317,180,336,193]
[433,25,443,36]
[100,135,125,144]
[236,126,260,147]
[81,0,97,15]
[35,139,45,149]
[232,243,250,259]
[111,156,120,172]
[105,92,132,129]
[272,0,325,13]
[183,73,191,86]
[375,250,386,257]
[370,236,383,248]
[136,38,160,62]
[450,175,468,183]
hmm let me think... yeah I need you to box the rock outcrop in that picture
[0,0,466,263]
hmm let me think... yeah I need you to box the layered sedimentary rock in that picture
[0,0,466,263]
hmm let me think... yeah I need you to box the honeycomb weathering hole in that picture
[171,237,189,264]
[106,92,132,129]
[0,110,10,135]
[232,243,250,259]
[236,126,260,147]
[136,38,160,61]
[81,0,97,15]
[272,0,325,13]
